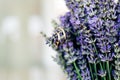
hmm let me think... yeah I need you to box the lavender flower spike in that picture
[113,42,120,80]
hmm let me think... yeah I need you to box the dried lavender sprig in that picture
[62,39,91,80]
[70,7,106,79]
[53,23,83,80]
[67,0,105,79]
[51,18,91,80]
[88,17,112,80]
[113,1,120,79]
[76,50,91,80]
[62,42,82,80]
[46,34,81,80]
[67,8,98,79]
[113,42,120,80]
[66,0,95,71]
[99,1,118,80]
[72,22,101,80]
[56,13,83,80]
[87,1,119,80]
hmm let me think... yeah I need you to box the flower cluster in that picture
[43,0,120,80]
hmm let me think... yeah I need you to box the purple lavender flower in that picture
[98,70,106,77]
[60,12,71,28]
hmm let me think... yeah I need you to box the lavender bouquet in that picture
[41,0,120,80]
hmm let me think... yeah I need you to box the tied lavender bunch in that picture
[41,0,120,80]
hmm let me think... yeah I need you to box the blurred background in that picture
[0,0,69,80]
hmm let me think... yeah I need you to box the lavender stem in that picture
[94,63,98,80]
[106,61,111,80]
[73,62,82,80]
[89,63,94,80]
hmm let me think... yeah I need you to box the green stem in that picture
[89,63,94,80]
[73,62,82,80]
[103,62,106,70]
[106,61,111,80]
[116,52,120,80]
[94,63,98,80]
[102,74,106,80]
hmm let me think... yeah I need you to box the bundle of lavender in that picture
[41,0,120,80]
